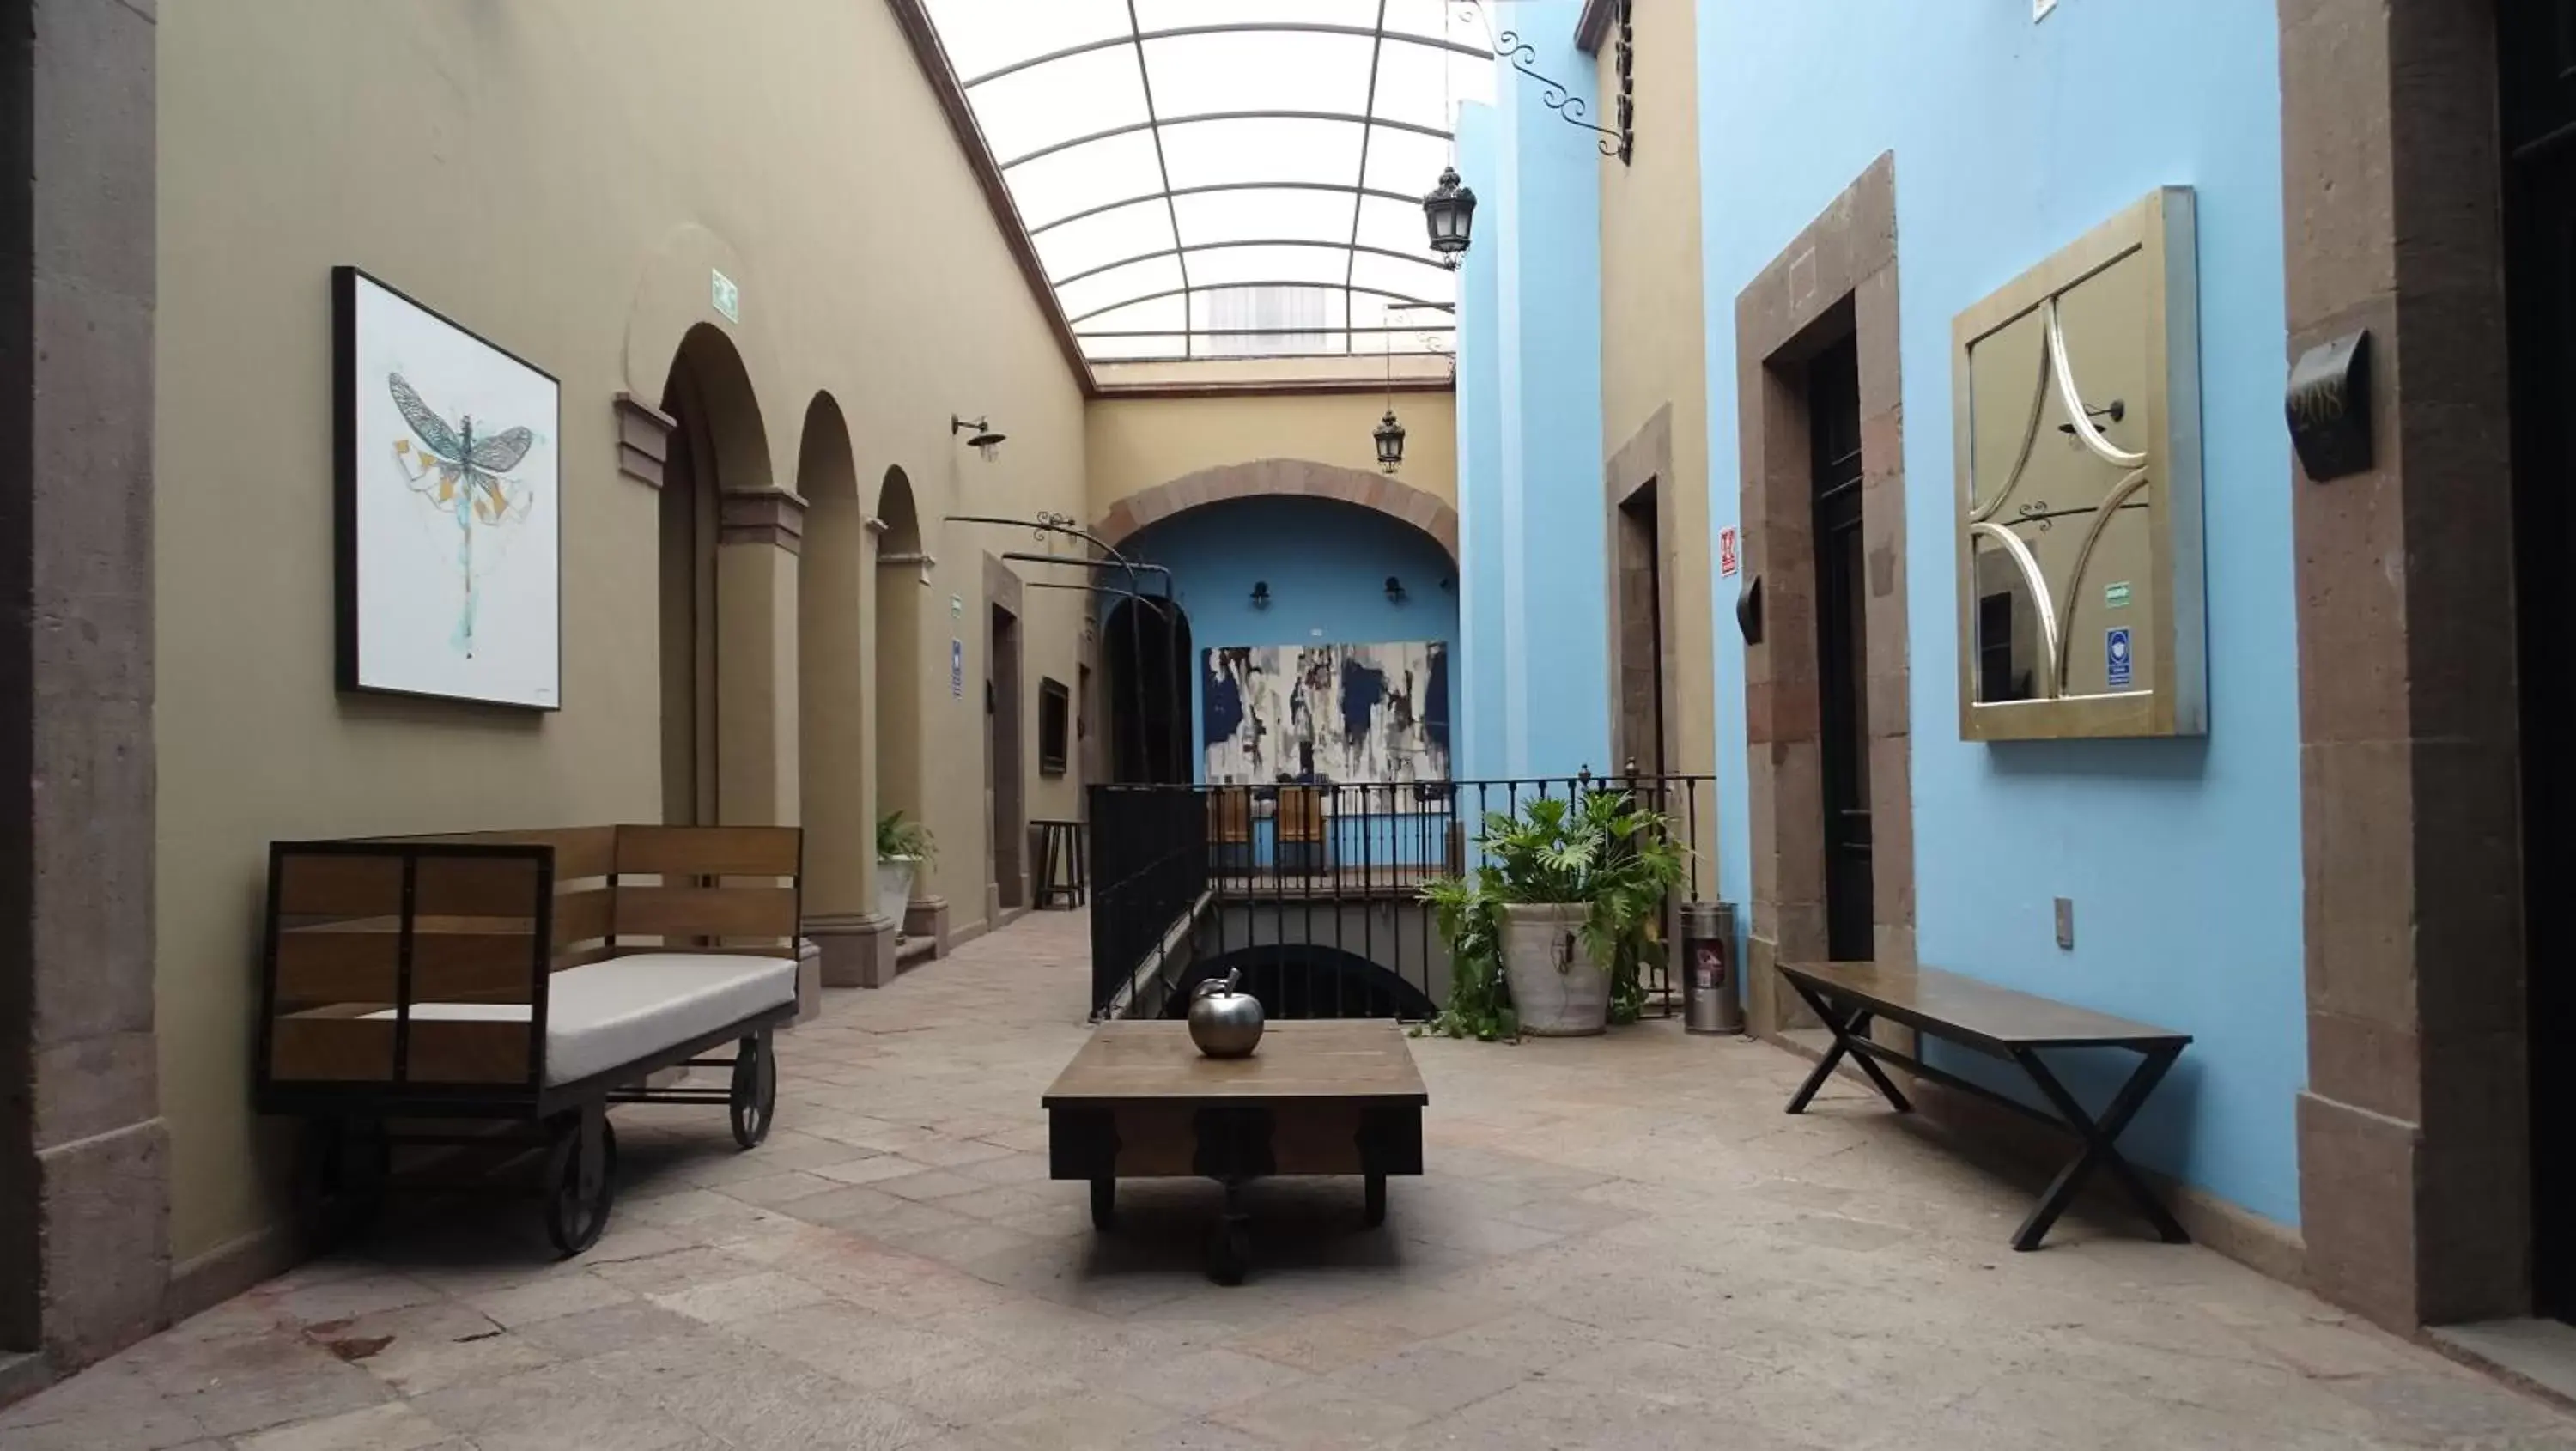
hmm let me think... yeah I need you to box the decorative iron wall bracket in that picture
[1458,0,1631,164]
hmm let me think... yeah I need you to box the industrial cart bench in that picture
[255,824,802,1256]
[1043,1018,1427,1284]
[1777,959,2193,1252]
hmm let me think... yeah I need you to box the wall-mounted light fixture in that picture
[1422,167,1477,267]
[1384,576,1408,605]
[950,415,1006,461]
[1250,581,1272,610]
[1455,0,1632,165]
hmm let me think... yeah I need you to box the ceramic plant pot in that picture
[1499,902,1607,1036]
[875,859,919,930]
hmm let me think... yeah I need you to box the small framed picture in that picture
[335,266,562,709]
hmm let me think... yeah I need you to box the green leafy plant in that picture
[877,810,938,867]
[1419,790,1686,1038]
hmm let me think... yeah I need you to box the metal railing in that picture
[1087,770,1716,1020]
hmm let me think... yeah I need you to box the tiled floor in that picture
[9,909,2575,1450]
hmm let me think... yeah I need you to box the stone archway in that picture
[657,322,797,833]
[1094,458,1459,566]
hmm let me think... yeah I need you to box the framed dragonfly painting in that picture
[335,266,562,708]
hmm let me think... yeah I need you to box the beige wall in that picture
[1597,0,1717,800]
[1085,391,1458,524]
[155,0,1088,1265]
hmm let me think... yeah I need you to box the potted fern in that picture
[876,811,937,929]
[1421,792,1685,1038]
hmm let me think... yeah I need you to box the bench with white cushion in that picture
[257,824,804,1255]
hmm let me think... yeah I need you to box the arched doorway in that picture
[1104,593,1192,784]
[657,325,769,825]
[796,393,866,919]
[873,465,927,861]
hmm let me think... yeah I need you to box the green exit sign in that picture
[711,269,740,323]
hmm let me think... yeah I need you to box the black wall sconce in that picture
[951,415,1006,461]
[1384,575,1408,605]
[1249,581,1272,610]
[2286,329,2372,482]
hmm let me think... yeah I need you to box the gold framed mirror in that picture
[1953,187,2205,741]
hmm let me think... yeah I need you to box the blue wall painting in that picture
[1202,641,1451,788]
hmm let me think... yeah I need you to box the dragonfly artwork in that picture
[386,372,539,659]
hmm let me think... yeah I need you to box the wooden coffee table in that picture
[1042,1018,1428,1284]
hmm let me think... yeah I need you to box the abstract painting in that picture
[1202,641,1450,787]
[335,266,562,708]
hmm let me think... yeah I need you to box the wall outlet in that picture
[2053,896,2075,950]
[2034,0,2057,19]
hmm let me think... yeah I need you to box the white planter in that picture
[876,859,920,931]
[1499,902,1607,1036]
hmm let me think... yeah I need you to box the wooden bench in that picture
[1777,960,2192,1252]
[255,824,802,1256]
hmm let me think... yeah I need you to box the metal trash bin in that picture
[1680,902,1743,1035]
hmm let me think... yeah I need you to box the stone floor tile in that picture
[1209,1381,1431,1448]
[1118,1419,1289,1450]
[454,1267,638,1327]
[646,1360,948,1451]
[875,1350,1089,1427]
[304,1297,556,1396]
[413,1362,713,1451]
[982,1389,1181,1450]
[811,1155,939,1187]
[872,1168,993,1202]
[648,1268,831,1324]
[164,1360,394,1441]
[1324,1344,1525,1418]
[229,1399,459,1451]
[1110,1346,1313,1416]
[719,1169,850,1208]
[507,1299,705,1361]
[0,1397,209,1451]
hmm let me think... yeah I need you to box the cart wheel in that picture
[1207,1219,1249,1287]
[729,1029,776,1150]
[543,1114,617,1257]
[1089,1176,1116,1231]
[1364,1171,1387,1229]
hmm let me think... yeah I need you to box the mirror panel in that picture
[1953,188,2204,741]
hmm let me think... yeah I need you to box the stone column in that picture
[0,0,169,1384]
[717,489,818,1015]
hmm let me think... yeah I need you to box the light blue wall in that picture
[1455,101,1508,783]
[1118,495,1460,786]
[1697,0,2303,1224]
[1477,1,1608,780]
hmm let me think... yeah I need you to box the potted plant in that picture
[876,810,936,929]
[1421,791,1685,1039]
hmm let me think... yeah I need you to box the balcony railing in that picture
[1087,771,1715,1020]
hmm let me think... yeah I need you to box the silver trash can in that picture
[1680,902,1743,1035]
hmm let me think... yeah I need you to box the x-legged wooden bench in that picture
[1777,960,2192,1252]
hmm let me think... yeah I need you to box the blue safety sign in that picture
[2106,628,2133,689]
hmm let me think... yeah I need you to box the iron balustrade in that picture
[1086,772,1715,1022]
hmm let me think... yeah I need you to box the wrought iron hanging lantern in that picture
[1374,410,1407,473]
[1422,167,1477,264]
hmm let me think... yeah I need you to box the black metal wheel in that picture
[542,1114,617,1257]
[1364,1171,1387,1229]
[294,1118,390,1249]
[729,1029,776,1150]
[1090,1176,1116,1231]
[1207,1218,1249,1286]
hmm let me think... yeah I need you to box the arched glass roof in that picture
[921,0,1494,364]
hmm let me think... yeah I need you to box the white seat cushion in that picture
[366,952,796,1086]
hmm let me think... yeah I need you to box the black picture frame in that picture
[335,264,564,711]
[1038,676,1071,776]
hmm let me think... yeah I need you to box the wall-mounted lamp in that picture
[1422,167,1477,267]
[1249,581,1272,610]
[1384,576,1408,605]
[1374,410,1406,473]
[950,415,1006,461]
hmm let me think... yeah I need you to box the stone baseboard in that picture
[794,939,824,1018]
[163,1219,299,1333]
[903,896,951,957]
[0,1351,52,1412]
[805,914,898,989]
